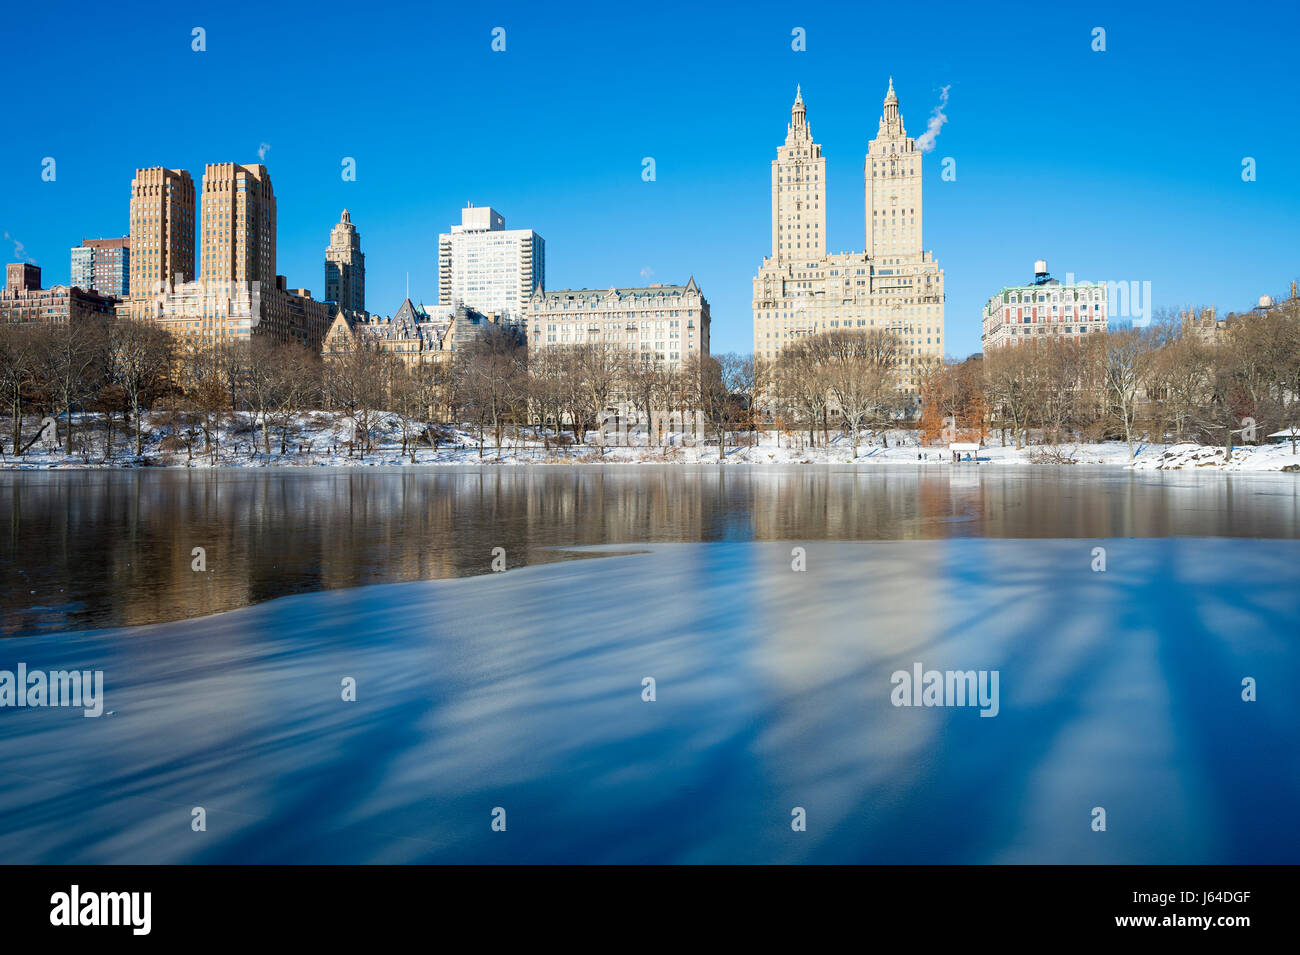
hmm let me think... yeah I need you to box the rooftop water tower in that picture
[1033,259,1050,285]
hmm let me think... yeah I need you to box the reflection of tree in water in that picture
[0,467,1294,635]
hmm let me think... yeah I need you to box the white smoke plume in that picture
[4,231,36,264]
[258,142,271,161]
[915,85,951,154]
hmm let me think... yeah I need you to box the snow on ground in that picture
[2,410,1296,472]
[1130,442,1300,472]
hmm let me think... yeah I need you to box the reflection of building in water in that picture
[947,471,979,491]
[750,470,956,541]
[4,470,716,634]
[745,538,948,838]
[97,480,254,628]
[10,468,1294,637]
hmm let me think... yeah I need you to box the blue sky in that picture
[3,0,1297,357]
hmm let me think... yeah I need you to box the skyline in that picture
[3,0,1298,358]
[3,0,1300,899]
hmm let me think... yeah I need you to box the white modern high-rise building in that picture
[752,81,946,397]
[437,204,544,321]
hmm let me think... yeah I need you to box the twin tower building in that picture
[125,163,365,349]
[753,80,945,396]
[120,82,941,367]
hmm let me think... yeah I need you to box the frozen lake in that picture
[1,468,1298,862]
[4,465,1299,635]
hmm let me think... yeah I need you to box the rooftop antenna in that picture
[405,272,410,300]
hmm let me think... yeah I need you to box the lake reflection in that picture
[1,539,1297,863]
[2,465,1299,635]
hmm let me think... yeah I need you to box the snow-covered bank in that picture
[1130,442,1300,472]
[3,410,1297,472]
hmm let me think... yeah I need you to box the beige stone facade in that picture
[128,167,195,318]
[753,81,946,398]
[525,279,710,370]
[325,209,365,317]
[771,86,825,261]
[139,276,331,350]
[129,161,330,349]
[1181,305,1224,345]
[199,163,276,287]
[324,300,507,366]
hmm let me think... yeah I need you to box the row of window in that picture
[1007,289,1104,303]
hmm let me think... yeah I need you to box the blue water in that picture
[2,538,1297,863]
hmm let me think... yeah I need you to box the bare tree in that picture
[242,337,282,456]
[1094,329,1153,459]
[110,319,175,457]
[323,338,390,458]
[566,343,620,445]
[526,347,568,450]
[771,338,831,448]
[806,330,898,458]
[621,352,673,448]
[455,326,527,458]
[1151,327,1211,443]
[982,344,1039,449]
[0,323,40,455]
[38,321,108,455]
[682,352,735,459]
[185,339,242,462]
[721,353,759,446]
[1036,338,1088,444]
[271,344,321,454]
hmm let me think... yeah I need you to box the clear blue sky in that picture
[3,0,1297,358]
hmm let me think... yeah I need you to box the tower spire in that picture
[789,84,808,139]
[882,77,900,127]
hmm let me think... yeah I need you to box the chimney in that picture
[6,262,41,292]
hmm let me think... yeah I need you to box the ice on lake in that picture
[1,539,1297,863]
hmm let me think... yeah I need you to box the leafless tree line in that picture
[4,297,1296,463]
[450,330,760,460]
[761,328,912,453]
[924,298,1300,457]
[0,320,761,461]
